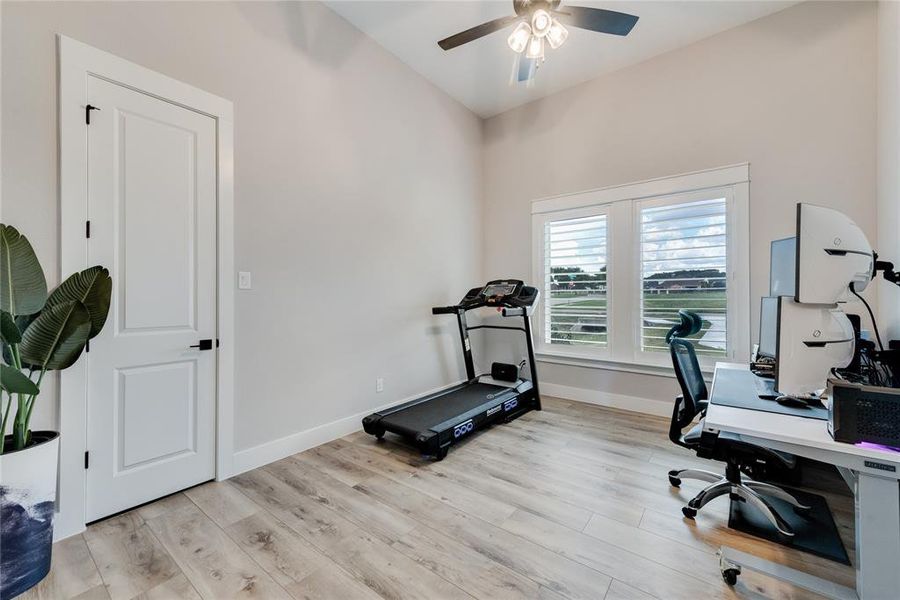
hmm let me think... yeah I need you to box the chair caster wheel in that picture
[722,568,740,586]
[668,475,682,488]
[434,447,448,461]
[681,506,697,519]
[375,432,385,441]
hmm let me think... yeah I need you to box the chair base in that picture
[669,467,810,537]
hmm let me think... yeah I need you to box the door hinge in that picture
[85,104,100,125]
[84,451,90,469]
[86,220,91,239]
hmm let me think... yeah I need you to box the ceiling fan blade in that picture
[517,56,536,82]
[438,15,520,50]
[553,6,638,36]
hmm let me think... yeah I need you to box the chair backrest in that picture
[666,311,709,444]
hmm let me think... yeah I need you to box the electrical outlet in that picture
[238,271,252,290]
[376,377,384,393]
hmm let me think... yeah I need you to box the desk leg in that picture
[855,474,900,599]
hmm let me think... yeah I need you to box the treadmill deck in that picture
[379,382,514,435]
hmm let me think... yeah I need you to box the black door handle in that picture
[85,104,101,125]
[190,339,213,351]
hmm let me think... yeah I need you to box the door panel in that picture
[119,110,198,331]
[86,75,217,521]
[117,361,197,470]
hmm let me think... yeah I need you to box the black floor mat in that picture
[728,486,850,565]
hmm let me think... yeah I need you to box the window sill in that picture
[535,350,715,379]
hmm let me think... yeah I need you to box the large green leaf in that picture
[0,310,21,344]
[46,266,112,338]
[5,314,39,368]
[0,364,39,395]
[0,224,48,316]
[20,300,91,370]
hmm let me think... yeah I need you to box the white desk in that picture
[704,363,900,600]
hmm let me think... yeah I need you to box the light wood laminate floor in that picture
[23,397,855,600]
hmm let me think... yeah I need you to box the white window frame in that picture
[632,188,734,367]
[531,164,750,374]
[533,205,613,362]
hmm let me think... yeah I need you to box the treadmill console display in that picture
[483,283,517,298]
[456,279,539,310]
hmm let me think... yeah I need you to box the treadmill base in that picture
[363,381,539,460]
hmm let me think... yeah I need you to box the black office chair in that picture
[666,310,808,537]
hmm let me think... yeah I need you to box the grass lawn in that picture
[547,290,726,355]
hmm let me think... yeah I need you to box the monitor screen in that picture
[769,237,796,297]
[758,296,778,358]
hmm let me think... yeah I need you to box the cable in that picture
[850,282,884,351]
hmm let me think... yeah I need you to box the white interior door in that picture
[85,75,217,521]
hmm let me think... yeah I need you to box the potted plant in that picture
[0,224,111,600]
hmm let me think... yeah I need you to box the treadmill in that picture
[362,279,541,460]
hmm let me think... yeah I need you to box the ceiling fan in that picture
[437,1,639,81]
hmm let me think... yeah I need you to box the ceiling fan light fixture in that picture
[546,19,568,49]
[531,9,552,37]
[507,21,532,53]
[525,34,545,59]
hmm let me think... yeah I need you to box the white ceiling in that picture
[325,1,798,117]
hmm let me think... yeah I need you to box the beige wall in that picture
[482,1,878,408]
[878,1,900,340]
[1,1,484,452]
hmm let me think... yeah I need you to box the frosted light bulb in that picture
[546,19,568,49]
[507,21,532,53]
[525,35,544,59]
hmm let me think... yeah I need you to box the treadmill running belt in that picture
[385,382,513,433]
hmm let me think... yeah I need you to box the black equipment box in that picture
[829,381,900,447]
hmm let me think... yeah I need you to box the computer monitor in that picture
[794,203,874,305]
[774,297,855,397]
[758,297,778,358]
[769,237,796,296]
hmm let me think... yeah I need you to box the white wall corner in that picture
[877,1,900,340]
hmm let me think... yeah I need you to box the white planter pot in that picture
[0,432,59,600]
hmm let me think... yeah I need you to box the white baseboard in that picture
[541,382,671,418]
[230,381,464,476]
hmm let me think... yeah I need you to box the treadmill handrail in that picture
[432,305,462,315]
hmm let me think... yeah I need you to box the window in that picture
[544,213,608,348]
[639,198,727,357]
[532,165,749,370]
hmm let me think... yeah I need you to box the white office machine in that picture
[763,203,877,399]
[794,203,874,305]
[774,298,855,398]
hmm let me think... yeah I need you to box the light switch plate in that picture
[238,271,252,290]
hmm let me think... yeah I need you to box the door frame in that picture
[57,35,235,540]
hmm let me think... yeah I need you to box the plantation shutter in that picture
[639,198,728,356]
[543,214,608,348]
